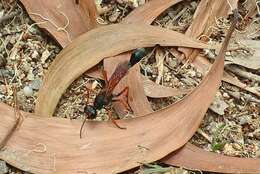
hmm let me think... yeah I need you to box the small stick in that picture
[0,12,19,25]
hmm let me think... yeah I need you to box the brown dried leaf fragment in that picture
[20,0,97,47]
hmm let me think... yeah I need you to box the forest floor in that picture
[0,0,259,173]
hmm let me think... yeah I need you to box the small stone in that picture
[0,69,14,78]
[232,143,242,151]
[187,70,196,77]
[0,160,8,174]
[30,79,42,90]
[21,62,31,73]
[210,94,229,115]
[27,70,35,81]
[223,143,240,156]
[0,85,8,94]
[253,129,260,140]
[225,51,231,56]
[168,58,177,68]
[223,92,230,99]
[17,90,26,104]
[108,10,120,22]
[31,50,39,59]
[41,49,51,63]
[23,86,33,97]
[238,115,251,125]
[9,36,16,44]
[0,11,4,18]
[256,150,260,158]
[0,55,6,68]
[196,72,202,78]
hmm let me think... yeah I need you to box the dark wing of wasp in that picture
[105,61,129,97]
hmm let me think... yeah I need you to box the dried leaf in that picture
[122,0,184,25]
[209,92,229,115]
[20,0,97,47]
[142,76,191,98]
[178,0,238,59]
[225,40,260,70]
[35,24,212,117]
[163,143,260,174]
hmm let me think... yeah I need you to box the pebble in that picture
[21,62,31,73]
[256,150,260,158]
[225,51,231,56]
[187,70,196,77]
[223,143,240,156]
[0,11,4,18]
[223,92,230,99]
[254,129,260,140]
[17,90,26,104]
[23,86,33,97]
[27,70,35,81]
[238,115,251,125]
[108,10,120,22]
[31,50,39,59]
[0,69,14,78]
[41,49,51,63]
[0,56,6,68]
[0,160,8,174]
[30,79,42,90]
[168,58,177,68]
[196,72,202,78]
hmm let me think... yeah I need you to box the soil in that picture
[0,0,259,173]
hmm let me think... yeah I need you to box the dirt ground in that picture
[0,0,259,173]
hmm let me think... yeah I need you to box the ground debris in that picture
[0,160,8,174]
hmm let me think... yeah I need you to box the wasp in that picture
[79,48,146,138]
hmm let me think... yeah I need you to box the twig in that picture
[197,128,212,143]
[0,11,19,24]
[257,0,260,15]
[225,65,260,82]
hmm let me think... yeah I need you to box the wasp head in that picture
[84,105,97,119]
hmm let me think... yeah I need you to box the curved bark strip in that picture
[20,0,97,47]
[1,15,227,173]
[0,34,224,172]
[163,143,260,174]
[35,24,212,117]
[122,0,184,25]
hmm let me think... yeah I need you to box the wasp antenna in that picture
[80,117,88,139]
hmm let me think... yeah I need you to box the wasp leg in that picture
[112,98,132,113]
[112,87,132,113]
[106,108,126,129]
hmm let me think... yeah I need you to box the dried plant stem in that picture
[0,12,18,24]
[226,65,260,82]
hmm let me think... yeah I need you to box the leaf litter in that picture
[0,0,259,174]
